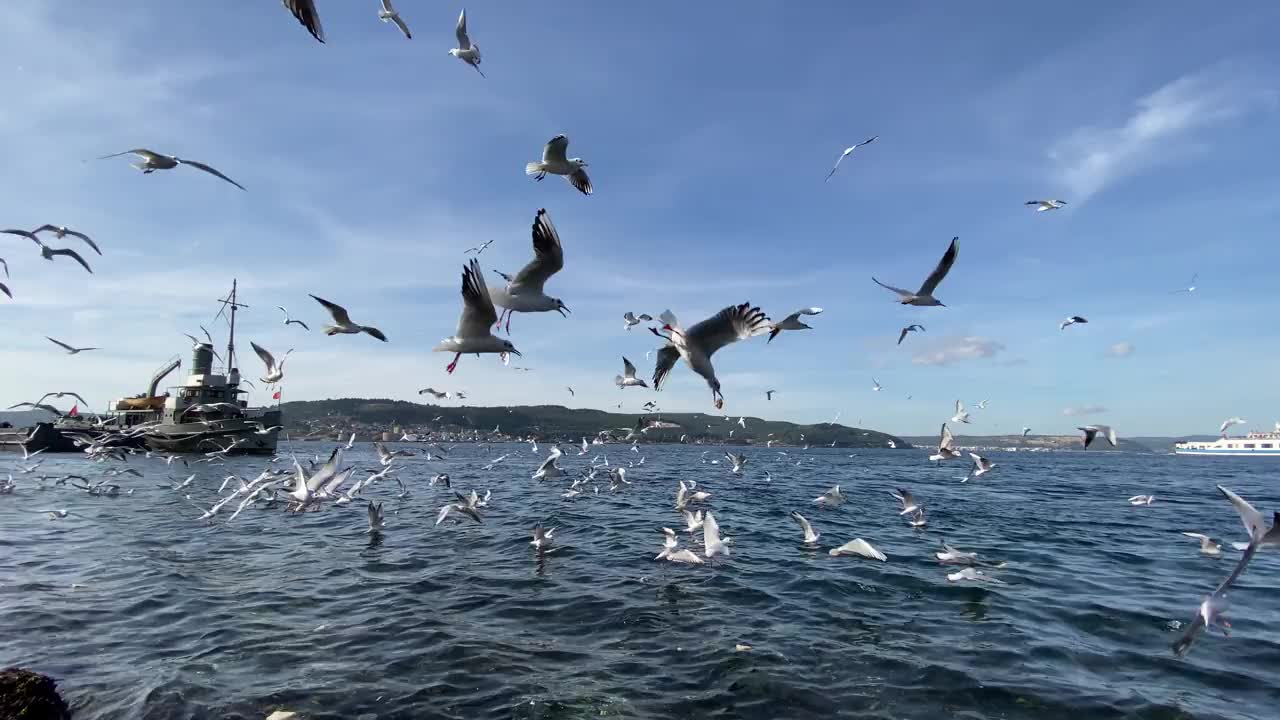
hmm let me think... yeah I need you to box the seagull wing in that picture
[510,209,564,293]
[652,345,680,390]
[939,423,954,450]
[1218,485,1266,542]
[283,0,325,42]
[97,149,160,161]
[391,13,411,39]
[177,159,246,191]
[684,303,770,358]
[250,341,276,372]
[824,150,849,181]
[872,277,913,298]
[2,229,42,244]
[455,8,471,49]
[457,259,498,337]
[34,226,102,256]
[622,356,637,378]
[917,236,958,295]
[789,511,816,539]
[0,282,10,300]
[310,294,353,326]
[46,337,76,352]
[46,246,94,273]
[542,135,570,165]
[568,167,592,196]
[897,327,909,345]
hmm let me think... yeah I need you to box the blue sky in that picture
[2,1,1278,437]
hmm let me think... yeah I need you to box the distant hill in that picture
[0,410,44,427]
[900,432,1153,453]
[1129,436,1216,451]
[281,398,910,448]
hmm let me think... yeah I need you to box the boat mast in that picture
[227,279,237,373]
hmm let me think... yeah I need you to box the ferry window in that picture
[1245,444,1256,449]
[1262,444,1273,449]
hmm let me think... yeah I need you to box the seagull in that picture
[975,400,990,410]
[767,307,823,343]
[435,259,520,374]
[825,136,878,181]
[377,0,411,39]
[829,539,886,561]
[964,453,995,482]
[737,417,746,428]
[0,280,7,300]
[436,492,483,526]
[1059,315,1088,331]
[615,357,648,388]
[250,342,291,385]
[872,378,883,392]
[525,135,591,195]
[98,149,246,190]
[418,388,451,400]
[276,306,310,331]
[655,527,680,560]
[947,567,1005,584]
[1213,485,1280,593]
[1172,591,1232,656]
[1172,273,1199,294]
[872,236,959,306]
[4,231,96,273]
[29,225,101,255]
[1021,427,1032,438]
[1026,199,1067,212]
[281,0,324,42]
[28,509,70,520]
[765,389,776,401]
[814,485,845,507]
[951,400,970,424]
[310,295,387,342]
[366,501,385,533]
[623,312,653,331]
[46,337,98,355]
[490,209,570,334]
[725,451,746,475]
[929,423,962,462]
[682,509,705,534]
[890,488,921,515]
[897,324,925,345]
[374,442,411,467]
[1219,417,1246,435]
[1079,424,1117,449]
[448,9,484,77]
[532,447,564,480]
[789,511,820,544]
[1128,495,1155,506]
[651,305,770,410]
[703,511,731,558]
[530,525,556,553]
[0,257,8,278]
[1181,532,1222,556]
[935,542,978,565]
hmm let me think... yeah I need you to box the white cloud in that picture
[1107,342,1135,357]
[912,336,1006,366]
[1062,405,1108,417]
[1048,63,1275,201]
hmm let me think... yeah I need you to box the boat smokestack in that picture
[191,344,214,375]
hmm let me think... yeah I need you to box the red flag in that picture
[272,391,281,401]
[68,404,79,417]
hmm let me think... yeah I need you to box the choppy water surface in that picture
[2,443,1278,719]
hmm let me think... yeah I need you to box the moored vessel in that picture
[1175,429,1280,456]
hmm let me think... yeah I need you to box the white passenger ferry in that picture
[1175,428,1280,456]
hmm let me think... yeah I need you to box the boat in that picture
[1175,428,1280,456]
[106,280,282,455]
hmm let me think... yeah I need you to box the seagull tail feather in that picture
[525,162,544,176]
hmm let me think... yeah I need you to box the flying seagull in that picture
[0,257,7,277]
[951,400,970,424]
[276,306,309,331]
[1219,417,1246,435]
[250,341,291,385]
[448,9,484,77]
[1079,424,1117,449]
[282,0,324,42]
[1172,273,1198,294]
[964,453,995,482]
[1059,315,1088,331]
[366,501,385,533]
[526,135,591,195]
[30,225,101,255]
[825,136,878,181]
[378,0,411,39]
[767,307,823,343]
[1181,532,1223,556]
[464,239,494,255]
[615,357,648,388]
[872,236,958,306]
[897,324,924,345]
[623,312,653,331]
[651,304,771,409]
[872,378,882,392]
[434,259,520,374]
[928,423,962,462]
[1172,591,1232,657]
[1026,199,1067,212]
[309,295,387,341]
[98,149,246,191]
[789,511,820,544]
[46,337,98,355]
[765,389,776,401]
[490,209,569,334]
[4,231,95,273]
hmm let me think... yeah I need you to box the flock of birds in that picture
[0,2,1272,676]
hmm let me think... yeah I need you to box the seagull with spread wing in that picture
[378,0,411,38]
[767,307,822,343]
[250,341,291,385]
[276,306,309,331]
[489,209,570,334]
[4,230,94,273]
[526,135,592,195]
[650,304,770,409]
[46,337,98,355]
[448,9,484,76]
[434,259,520,374]
[872,236,958,306]
[309,295,387,342]
[615,357,648,388]
[29,225,101,255]
[98,148,246,190]
[282,0,324,42]
[897,324,924,345]
[825,136,878,181]
[1026,199,1067,212]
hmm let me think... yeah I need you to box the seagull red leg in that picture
[446,353,460,374]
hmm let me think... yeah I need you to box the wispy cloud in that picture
[1048,62,1275,201]
[912,336,1006,367]
[1062,405,1108,417]
[1106,342,1135,357]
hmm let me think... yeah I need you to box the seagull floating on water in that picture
[448,9,484,77]
[829,538,886,561]
[947,567,1005,584]
[490,209,570,334]
[1181,532,1222,556]
[435,259,520,374]
[98,148,246,190]
[1128,494,1155,506]
[651,304,770,410]
[872,236,958,306]
[767,307,822,343]
[526,135,591,195]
